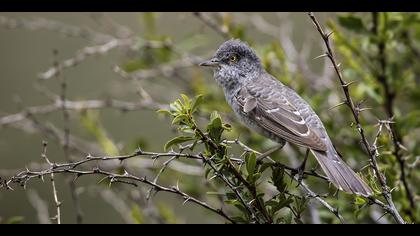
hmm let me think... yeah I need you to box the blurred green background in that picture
[1,12,418,224]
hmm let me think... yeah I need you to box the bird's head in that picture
[199,39,263,89]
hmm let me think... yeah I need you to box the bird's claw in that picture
[295,167,306,187]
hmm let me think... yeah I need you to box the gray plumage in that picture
[200,39,372,197]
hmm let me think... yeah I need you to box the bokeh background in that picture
[0,12,418,224]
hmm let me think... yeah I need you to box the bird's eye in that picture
[228,55,237,63]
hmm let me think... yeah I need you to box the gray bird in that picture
[199,39,372,197]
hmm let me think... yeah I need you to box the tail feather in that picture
[311,147,372,197]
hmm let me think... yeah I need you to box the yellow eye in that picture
[229,55,237,63]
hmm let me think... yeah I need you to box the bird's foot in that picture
[295,149,310,187]
[295,166,306,187]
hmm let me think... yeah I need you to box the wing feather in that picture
[235,85,327,151]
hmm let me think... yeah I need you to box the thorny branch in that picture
[223,140,329,182]
[224,139,346,223]
[54,49,83,224]
[0,98,167,127]
[308,12,406,224]
[39,38,133,80]
[41,141,61,224]
[187,116,272,223]
[371,12,415,212]
[1,149,235,224]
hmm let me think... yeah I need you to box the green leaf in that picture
[354,196,367,206]
[156,108,172,116]
[207,111,224,142]
[270,196,294,214]
[191,94,204,113]
[172,114,189,125]
[164,136,195,151]
[271,167,287,193]
[338,15,366,33]
[180,93,191,110]
[245,152,257,175]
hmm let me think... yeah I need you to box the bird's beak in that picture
[199,58,220,67]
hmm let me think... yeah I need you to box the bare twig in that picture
[0,98,167,126]
[308,12,406,224]
[293,175,345,224]
[0,15,113,43]
[115,56,203,81]
[193,12,230,40]
[53,49,84,224]
[146,156,177,200]
[41,141,61,224]
[4,149,236,224]
[39,38,134,80]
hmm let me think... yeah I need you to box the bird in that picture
[199,39,373,197]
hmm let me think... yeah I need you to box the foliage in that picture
[0,12,418,224]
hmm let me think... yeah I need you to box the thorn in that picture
[209,175,218,181]
[398,142,409,152]
[182,197,191,205]
[356,99,367,107]
[97,176,108,185]
[359,107,372,113]
[360,163,371,171]
[176,179,180,191]
[336,63,341,68]
[376,211,389,222]
[135,146,143,154]
[328,101,348,111]
[313,53,329,60]
[342,80,358,88]
[208,154,217,161]
[378,119,395,124]
[326,31,334,39]
[152,156,158,166]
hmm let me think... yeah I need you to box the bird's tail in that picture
[311,144,372,197]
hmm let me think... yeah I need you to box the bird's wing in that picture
[234,82,327,151]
